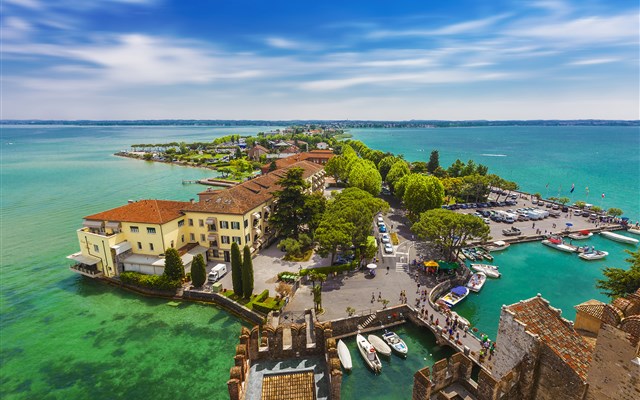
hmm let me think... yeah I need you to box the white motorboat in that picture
[470,264,501,278]
[578,249,609,261]
[542,236,578,253]
[484,240,510,252]
[568,230,593,240]
[439,286,470,307]
[381,331,408,356]
[626,228,640,236]
[337,339,352,371]
[356,334,382,373]
[367,334,392,357]
[466,272,487,292]
[600,231,639,245]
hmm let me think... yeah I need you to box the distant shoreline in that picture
[2,119,639,128]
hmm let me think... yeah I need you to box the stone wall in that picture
[492,306,539,381]
[585,323,640,400]
[329,305,411,338]
[182,290,265,325]
[411,353,474,400]
[532,345,586,400]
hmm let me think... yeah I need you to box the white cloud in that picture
[265,37,302,50]
[568,58,619,66]
[0,16,32,40]
[368,14,511,38]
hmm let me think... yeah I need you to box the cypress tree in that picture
[163,248,185,281]
[231,242,243,297]
[191,254,206,287]
[242,245,254,299]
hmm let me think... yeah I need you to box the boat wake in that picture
[480,153,507,157]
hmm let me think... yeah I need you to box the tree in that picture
[269,160,277,172]
[402,174,445,220]
[315,216,355,264]
[591,206,603,214]
[312,284,322,311]
[191,254,206,287]
[325,155,349,181]
[143,152,153,161]
[386,160,410,188]
[596,250,640,298]
[218,166,234,178]
[411,161,429,174]
[607,208,623,217]
[411,209,490,261]
[303,192,327,235]
[231,242,243,297]
[163,248,185,281]
[242,246,254,299]
[179,141,189,154]
[427,150,440,173]
[377,156,398,181]
[269,167,310,239]
[347,159,382,196]
[575,201,586,209]
[447,159,465,177]
[557,197,571,206]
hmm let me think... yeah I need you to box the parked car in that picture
[383,243,393,254]
[378,225,387,233]
[545,203,553,208]
[552,204,559,210]
[380,234,391,244]
[561,206,569,212]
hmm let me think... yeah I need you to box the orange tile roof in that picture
[188,161,323,215]
[84,200,189,224]
[261,151,334,173]
[507,296,593,381]
[574,299,606,320]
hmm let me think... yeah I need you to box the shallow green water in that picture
[0,125,637,399]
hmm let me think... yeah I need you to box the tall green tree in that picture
[411,209,490,261]
[315,216,355,264]
[348,159,382,196]
[325,155,349,181]
[402,174,445,220]
[607,208,623,217]
[303,192,327,236]
[269,167,310,239]
[231,242,243,297]
[377,155,398,181]
[163,248,185,281]
[312,284,322,311]
[386,160,410,188]
[427,150,440,173]
[268,160,277,172]
[596,250,640,298]
[242,245,254,299]
[191,254,206,287]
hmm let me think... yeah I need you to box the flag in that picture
[602,193,605,199]
[570,183,575,193]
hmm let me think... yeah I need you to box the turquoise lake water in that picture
[0,125,638,399]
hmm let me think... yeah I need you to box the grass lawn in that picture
[283,249,314,262]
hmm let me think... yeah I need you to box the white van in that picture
[208,264,227,282]
[377,216,384,226]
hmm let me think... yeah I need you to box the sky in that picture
[1,0,639,120]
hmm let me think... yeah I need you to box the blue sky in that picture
[1,0,638,120]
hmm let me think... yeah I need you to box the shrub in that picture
[299,263,353,276]
[163,248,185,281]
[256,289,269,302]
[120,271,181,291]
[191,254,206,287]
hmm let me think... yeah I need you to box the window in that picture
[231,221,240,230]
[190,233,195,241]
[130,226,139,233]
[200,234,205,242]
[147,227,156,234]
[178,219,185,227]
[232,236,242,244]
[150,243,154,251]
[181,235,184,243]
[244,219,249,228]
[221,236,230,244]
[199,219,204,227]
[137,242,142,250]
[213,250,219,258]
[188,219,193,226]
[245,234,250,244]
[220,221,229,229]
[93,244,99,252]
[170,240,174,248]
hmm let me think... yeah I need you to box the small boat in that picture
[368,334,392,357]
[502,227,522,236]
[474,247,494,261]
[484,240,510,252]
[466,272,487,292]
[626,228,640,236]
[470,264,501,278]
[461,248,476,261]
[568,230,593,240]
[382,331,408,356]
[356,334,382,372]
[337,340,352,371]
[542,236,578,253]
[439,286,470,307]
[578,249,609,261]
[600,231,639,245]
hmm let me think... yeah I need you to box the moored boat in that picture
[542,236,579,253]
[626,228,640,236]
[337,339,352,371]
[368,334,392,357]
[568,230,593,240]
[381,330,408,356]
[470,263,501,278]
[600,231,639,245]
[356,334,382,372]
[578,249,609,261]
[466,272,487,292]
[439,286,470,307]
[484,240,510,252]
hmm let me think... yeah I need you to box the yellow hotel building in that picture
[67,161,325,278]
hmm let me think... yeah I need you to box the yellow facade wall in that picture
[76,229,124,277]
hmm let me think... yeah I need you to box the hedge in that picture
[277,272,299,282]
[119,271,182,291]
[255,289,270,303]
[299,263,354,276]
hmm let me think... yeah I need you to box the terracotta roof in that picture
[250,144,269,153]
[574,299,606,320]
[262,371,315,400]
[261,151,334,173]
[84,200,189,224]
[188,161,323,215]
[507,296,593,381]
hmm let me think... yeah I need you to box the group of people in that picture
[478,335,496,362]
[398,290,408,304]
